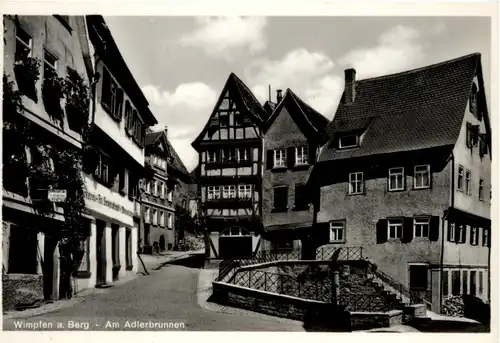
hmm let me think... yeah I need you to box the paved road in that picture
[3,263,305,331]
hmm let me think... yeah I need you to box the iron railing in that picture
[316,246,363,261]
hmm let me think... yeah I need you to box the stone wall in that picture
[2,274,44,312]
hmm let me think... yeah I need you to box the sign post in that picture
[48,190,67,203]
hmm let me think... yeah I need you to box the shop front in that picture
[74,175,138,293]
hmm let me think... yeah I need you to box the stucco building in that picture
[308,53,492,312]
[261,89,329,254]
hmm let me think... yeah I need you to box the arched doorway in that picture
[219,226,252,259]
[159,235,166,252]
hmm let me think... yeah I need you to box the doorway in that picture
[43,234,57,300]
[409,264,429,290]
[159,235,166,252]
[96,220,106,285]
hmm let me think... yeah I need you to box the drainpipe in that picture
[440,152,455,311]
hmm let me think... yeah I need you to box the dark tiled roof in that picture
[264,89,330,141]
[319,53,480,163]
[192,73,267,148]
[145,130,190,178]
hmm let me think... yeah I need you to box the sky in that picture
[103,16,491,172]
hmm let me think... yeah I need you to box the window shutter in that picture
[287,147,295,168]
[447,222,454,242]
[429,216,440,242]
[454,225,461,244]
[266,150,274,169]
[401,217,413,243]
[376,219,387,244]
[308,143,316,165]
[470,226,476,245]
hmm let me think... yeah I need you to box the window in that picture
[349,172,363,195]
[465,170,471,195]
[409,265,428,290]
[414,218,430,238]
[124,101,132,133]
[219,114,229,127]
[101,68,119,118]
[470,84,478,114]
[15,26,32,61]
[478,271,484,295]
[462,270,468,295]
[234,115,243,127]
[207,186,220,200]
[339,135,358,149]
[152,209,158,225]
[146,181,151,194]
[8,225,38,274]
[451,270,460,295]
[388,167,404,191]
[168,189,173,202]
[295,146,309,165]
[237,148,250,162]
[160,211,165,227]
[167,213,173,228]
[221,148,235,163]
[144,207,150,223]
[238,184,252,199]
[43,49,58,77]
[294,184,308,209]
[479,179,484,200]
[273,240,293,252]
[458,224,466,243]
[273,186,288,210]
[443,270,449,297]
[94,153,110,185]
[207,151,217,163]
[482,227,489,246]
[274,149,287,167]
[387,219,403,239]
[329,222,345,243]
[222,185,236,199]
[114,88,124,121]
[414,165,430,189]
[448,223,456,242]
[470,270,477,296]
[471,226,478,245]
[457,166,464,191]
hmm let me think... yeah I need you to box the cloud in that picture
[142,82,218,171]
[338,25,426,79]
[179,17,268,61]
[245,49,343,117]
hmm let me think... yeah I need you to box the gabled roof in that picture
[192,73,268,149]
[145,130,190,178]
[319,53,482,163]
[264,88,330,141]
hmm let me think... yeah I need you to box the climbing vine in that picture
[3,69,92,298]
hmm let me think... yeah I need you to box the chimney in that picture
[164,126,168,138]
[276,89,283,103]
[344,68,356,104]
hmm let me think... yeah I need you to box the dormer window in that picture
[470,83,478,115]
[339,134,359,149]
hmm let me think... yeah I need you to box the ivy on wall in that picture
[3,66,92,298]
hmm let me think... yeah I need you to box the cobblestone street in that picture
[3,261,305,331]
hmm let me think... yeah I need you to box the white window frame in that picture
[152,209,158,225]
[43,49,58,71]
[387,218,403,239]
[458,224,466,243]
[160,211,165,227]
[238,184,252,199]
[207,186,220,200]
[222,185,236,199]
[237,148,250,162]
[329,221,345,243]
[414,217,430,238]
[471,226,478,245]
[15,27,33,58]
[207,151,217,163]
[144,207,150,224]
[274,149,286,167]
[414,165,431,189]
[295,146,309,166]
[339,135,359,149]
[449,223,456,242]
[457,166,464,191]
[388,167,405,191]
[348,172,363,195]
[465,170,471,195]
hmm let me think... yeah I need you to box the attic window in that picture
[470,83,478,115]
[339,134,359,149]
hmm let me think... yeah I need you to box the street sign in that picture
[48,190,67,202]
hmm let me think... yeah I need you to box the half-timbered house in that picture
[192,73,269,260]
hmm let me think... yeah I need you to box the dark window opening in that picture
[339,134,358,149]
[409,265,428,290]
[273,240,293,252]
[273,186,288,211]
[294,184,309,209]
[8,225,38,274]
[443,270,449,296]
[452,270,461,295]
